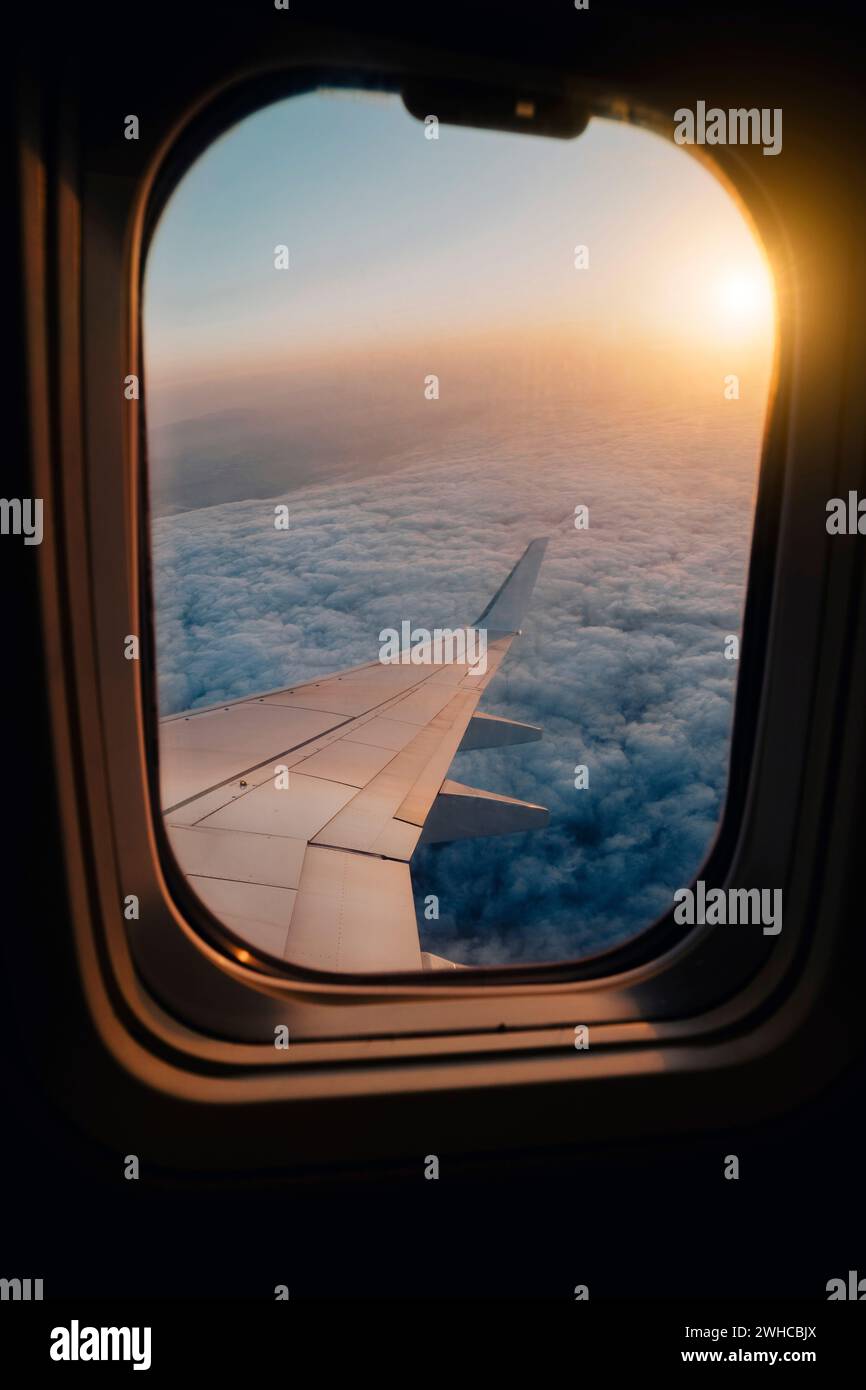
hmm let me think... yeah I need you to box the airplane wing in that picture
[159,538,550,972]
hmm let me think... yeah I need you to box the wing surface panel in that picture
[159,539,549,969]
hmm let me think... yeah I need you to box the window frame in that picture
[21,28,866,1163]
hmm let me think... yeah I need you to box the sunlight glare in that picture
[713,267,774,331]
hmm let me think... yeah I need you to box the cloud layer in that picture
[152,392,764,964]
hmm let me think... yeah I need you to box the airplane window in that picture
[143,88,775,972]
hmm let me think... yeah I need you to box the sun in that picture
[713,267,775,332]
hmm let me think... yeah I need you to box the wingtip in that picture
[474,535,550,631]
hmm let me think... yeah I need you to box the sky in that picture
[144,89,775,966]
[145,89,774,425]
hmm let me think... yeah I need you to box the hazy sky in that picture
[145,89,774,423]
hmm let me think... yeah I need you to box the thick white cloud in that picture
[152,394,763,964]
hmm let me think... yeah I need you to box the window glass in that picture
[144,90,774,969]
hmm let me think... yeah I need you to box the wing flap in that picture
[286,846,421,971]
[187,875,298,959]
